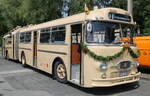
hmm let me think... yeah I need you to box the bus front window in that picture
[86,21,135,44]
[122,24,135,37]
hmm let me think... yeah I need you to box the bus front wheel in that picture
[54,61,67,83]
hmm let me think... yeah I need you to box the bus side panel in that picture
[5,44,12,59]
[37,45,69,74]
[134,36,150,67]
[36,25,71,81]
[19,44,33,66]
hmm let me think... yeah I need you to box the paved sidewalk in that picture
[0,75,51,96]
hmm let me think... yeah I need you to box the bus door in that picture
[12,35,15,59]
[33,31,37,67]
[13,32,19,60]
[70,24,82,84]
[2,38,5,57]
[15,32,19,60]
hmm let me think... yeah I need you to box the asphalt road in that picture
[1,55,150,96]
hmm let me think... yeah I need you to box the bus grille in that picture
[118,61,132,70]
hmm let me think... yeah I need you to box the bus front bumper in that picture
[91,72,140,87]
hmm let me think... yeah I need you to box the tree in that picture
[0,0,149,37]
[0,0,64,46]
[110,0,150,33]
[133,0,150,33]
[18,0,63,24]
[109,0,127,10]
[0,0,23,30]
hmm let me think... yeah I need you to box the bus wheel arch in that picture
[52,57,68,83]
[21,51,26,67]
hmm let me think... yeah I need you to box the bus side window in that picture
[20,32,31,43]
[25,32,31,43]
[40,28,51,44]
[51,26,66,44]
[20,33,25,43]
[6,36,12,45]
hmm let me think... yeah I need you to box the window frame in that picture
[51,26,66,44]
[39,27,51,44]
[39,26,66,44]
[5,36,12,45]
[19,31,32,44]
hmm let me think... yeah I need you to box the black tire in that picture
[5,51,9,59]
[131,81,139,89]
[21,54,27,67]
[126,81,139,89]
[54,60,67,83]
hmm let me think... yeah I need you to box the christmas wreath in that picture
[80,43,140,62]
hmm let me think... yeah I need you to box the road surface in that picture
[0,55,150,96]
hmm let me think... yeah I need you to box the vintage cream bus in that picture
[3,7,140,88]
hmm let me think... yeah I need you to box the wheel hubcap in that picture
[57,64,66,79]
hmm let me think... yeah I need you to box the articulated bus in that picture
[2,7,140,88]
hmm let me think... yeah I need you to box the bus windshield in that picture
[86,21,136,44]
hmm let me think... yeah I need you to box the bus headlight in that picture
[135,61,140,67]
[101,73,107,79]
[100,63,108,70]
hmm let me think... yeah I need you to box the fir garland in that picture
[80,43,140,62]
[127,47,140,58]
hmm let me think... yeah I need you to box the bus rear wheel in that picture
[54,61,67,83]
[21,54,26,67]
[5,51,9,59]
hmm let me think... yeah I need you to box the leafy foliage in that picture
[0,0,63,45]
[110,0,150,34]
[134,0,150,33]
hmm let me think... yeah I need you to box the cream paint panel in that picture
[8,43,13,59]
[19,44,33,66]
[83,46,138,87]
[65,25,71,81]
[37,45,68,73]
[5,44,12,59]
[36,25,71,78]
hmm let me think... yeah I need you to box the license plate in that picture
[119,72,128,77]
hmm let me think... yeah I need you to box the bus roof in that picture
[18,7,134,32]
[3,34,10,38]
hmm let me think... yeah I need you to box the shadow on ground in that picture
[138,66,150,74]
[68,82,139,95]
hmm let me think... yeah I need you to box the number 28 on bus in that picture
[3,7,140,88]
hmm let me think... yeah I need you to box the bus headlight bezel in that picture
[101,73,107,79]
[100,63,108,70]
[135,61,140,67]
